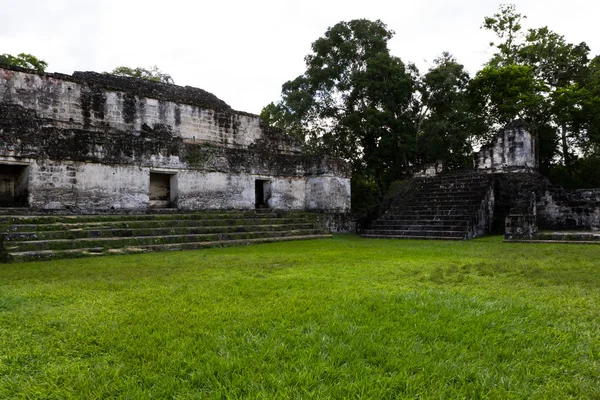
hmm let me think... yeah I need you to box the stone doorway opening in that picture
[255,179,271,209]
[149,172,177,208]
[0,163,29,207]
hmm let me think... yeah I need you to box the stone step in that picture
[504,239,600,245]
[368,224,468,231]
[535,231,600,242]
[415,192,490,200]
[1,211,332,262]
[416,175,492,183]
[0,211,317,225]
[416,173,491,180]
[361,234,464,240]
[383,210,473,218]
[414,186,491,194]
[8,234,333,262]
[363,229,466,238]
[368,169,493,241]
[3,217,317,232]
[6,228,327,253]
[376,218,470,225]
[380,214,472,221]
[400,204,477,211]
[4,223,319,241]
[417,180,491,188]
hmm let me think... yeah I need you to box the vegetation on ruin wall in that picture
[109,65,174,84]
[263,4,600,213]
[1,236,599,398]
[0,53,48,72]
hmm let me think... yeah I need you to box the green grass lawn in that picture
[1,235,599,399]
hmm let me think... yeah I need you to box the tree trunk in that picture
[561,123,571,175]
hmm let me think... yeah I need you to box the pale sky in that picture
[1,0,598,114]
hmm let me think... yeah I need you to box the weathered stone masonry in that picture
[476,122,600,237]
[0,64,351,212]
[365,120,600,241]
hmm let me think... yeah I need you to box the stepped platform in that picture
[362,170,494,240]
[0,211,331,262]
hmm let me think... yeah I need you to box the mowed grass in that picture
[1,235,599,399]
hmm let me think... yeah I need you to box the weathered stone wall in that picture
[0,67,299,153]
[467,183,495,238]
[174,172,308,211]
[317,212,358,233]
[495,171,600,236]
[538,188,600,231]
[505,191,538,239]
[27,161,148,210]
[477,121,537,171]
[305,177,352,211]
[0,64,351,212]
[492,171,549,233]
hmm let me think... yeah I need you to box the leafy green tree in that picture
[415,53,484,169]
[478,4,597,178]
[469,64,547,128]
[519,27,590,172]
[0,53,48,72]
[579,56,600,156]
[267,19,417,204]
[482,4,526,66]
[259,101,304,142]
[109,65,174,84]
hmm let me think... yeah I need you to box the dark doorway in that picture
[0,164,29,207]
[255,179,271,209]
[149,172,176,208]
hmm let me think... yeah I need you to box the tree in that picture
[109,65,174,84]
[259,101,304,142]
[0,53,48,72]
[579,56,600,156]
[478,4,595,177]
[519,27,590,172]
[415,53,484,169]
[482,4,526,66]
[265,19,416,204]
[469,64,547,128]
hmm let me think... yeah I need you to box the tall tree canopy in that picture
[0,53,48,72]
[473,4,599,180]
[415,52,483,169]
[265,5,600,211]
[263,19,417,201]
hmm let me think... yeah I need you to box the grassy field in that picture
[1,235,599,399]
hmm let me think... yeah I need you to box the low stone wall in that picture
[538,188,600,231]
[317,212,358,234]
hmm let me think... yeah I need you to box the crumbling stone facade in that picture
[0,64,351,212]
[367,121,599,241]
[477,120,538,171]
[474,122,600,238]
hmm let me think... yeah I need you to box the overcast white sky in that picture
[1,0,598,114]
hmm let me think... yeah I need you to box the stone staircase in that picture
[362,171,494,240]
[0,211,331,262]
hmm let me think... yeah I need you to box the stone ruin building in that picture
[364,120,600,243]
[0,64,351,261]
[0,64,350,212]
[0,63,597,262]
